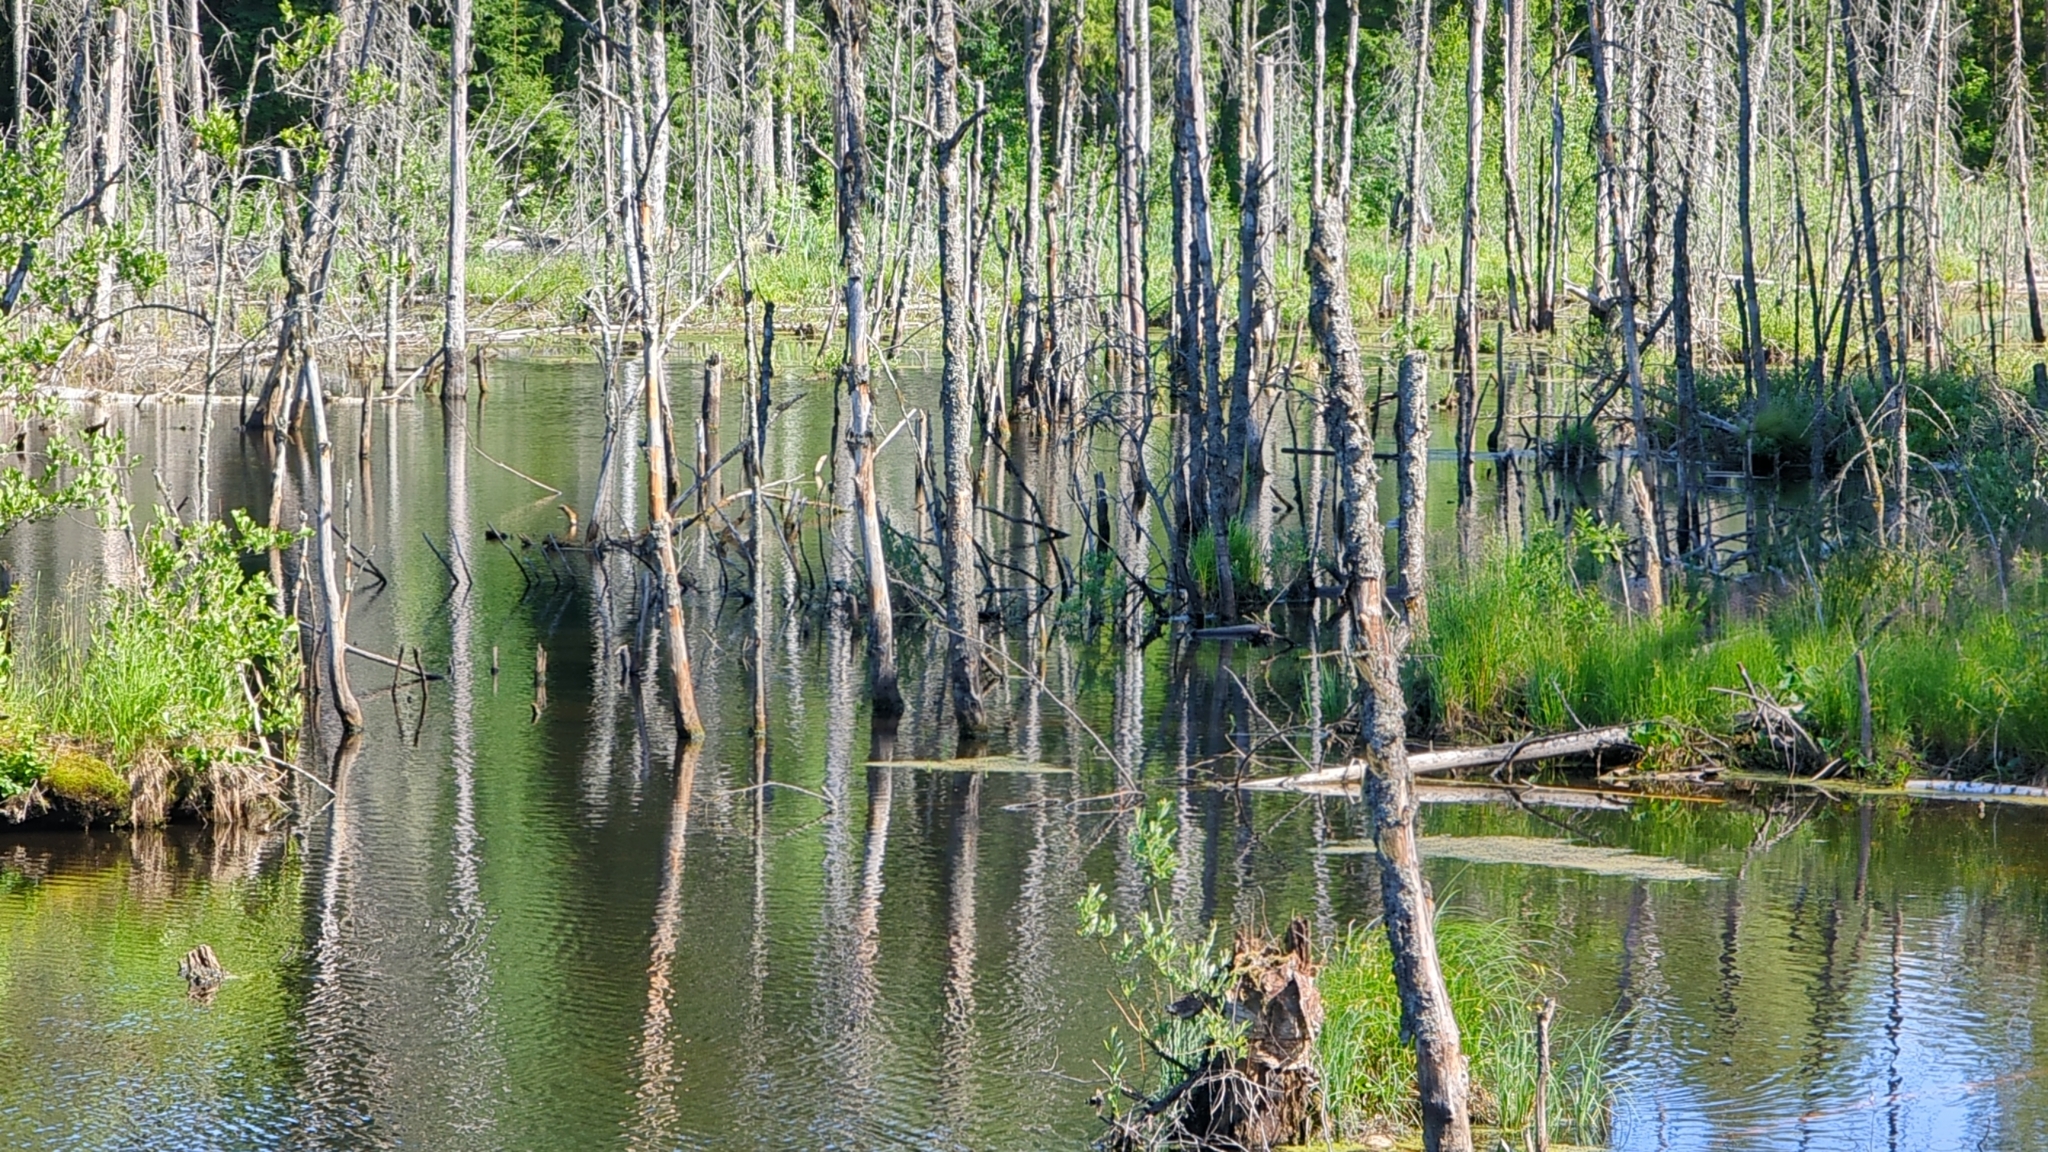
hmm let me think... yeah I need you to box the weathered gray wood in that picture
[932,0,986,741]
[1240,725,1641,790]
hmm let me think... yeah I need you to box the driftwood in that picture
[1238,725,1639,791]
[180,944,227,1001]
[1107,919,1323,1152]
[1188,623,1282,645]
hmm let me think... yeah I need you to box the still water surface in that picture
[0,356,2042,1151]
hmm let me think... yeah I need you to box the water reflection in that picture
[0,360,2042,1151]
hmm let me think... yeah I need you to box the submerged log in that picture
[1238,725,1640,791]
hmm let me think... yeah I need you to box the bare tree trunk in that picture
[86,0,131,353]
[443,0,471,395]
[1171,0,1231,618]
[1014,0,1050,416]
[1499,0,1531,329]
[1114,0,1150,629]
[751,308,774,736]
[1733,0,1769,407]
[305,357,362,732]
[1227,54,1276,567]
[699,353,722,516]
[1586,0,1648,460]
[827,0,905,716]
[1841,0,1900,539]
[9,0,26,137]
[1398,0,1434,331]
[1537,3,1563,332]
[1306,189,1473,1152]
[779,0,797,189]
[181,0,203,118]
[932,0,986,742]
[1453,0,1488,486]
[2009,0,2044,343]
[1673,182,1699,558]
[1395,350,1429,631]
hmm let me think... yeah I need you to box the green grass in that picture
[1415,532,2048,778]
[1318,919,1615,1144]
[0,512,303,822]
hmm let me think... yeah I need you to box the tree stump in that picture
[180,944,227,1002]
[1116,918,1324,1151]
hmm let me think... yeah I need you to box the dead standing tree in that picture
[1305,105,1475,1152]
[931,0,986,742]
[826,0,906,718]
[614,0,704,742]
[1170,0,1232,620]
[1453,0,1487,489]
[441,0,470,395]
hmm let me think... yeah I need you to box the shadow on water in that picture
[0,358,2043,1151]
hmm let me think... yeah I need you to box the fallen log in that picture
[1187,622,1284,645]
[1238,725,1639,791]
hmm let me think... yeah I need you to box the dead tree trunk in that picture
[443,0,471,395]
[1500,0,1532,329]
[1586,0,1649,461]
[827,0,905,716]
[305,357,361,732]
[644,337,704,741]
[1536,2,1564,332]
[2008,0,2044,343]
[932,0,986,741]
[1395,350,1429,631]
[1172,0,1232,619]
[1306,188,1474,1152]
[1398,0,1435,332]
[1014,0,1050,415]
[1114,0,1151,631]
[699,353,723,516]
[1453,0,1487,488]
[1227,55,1277,567]
[1841,0,1900,539]
[1733,0,1768,408]
[86,0,130,353]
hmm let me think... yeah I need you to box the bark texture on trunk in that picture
[442,0,471,395]
[1395,350,1429,632]
[1308,178,1474,1152]
[827,0,904,715]
[932,0,986,741]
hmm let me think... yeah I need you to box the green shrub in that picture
[4,510,302,793]
[0,717,45,798]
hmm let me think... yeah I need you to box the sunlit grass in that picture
[1416,533,2048,778]
[1317,919,1616,1145]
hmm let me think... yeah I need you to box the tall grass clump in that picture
[1318,920,1615,1144]
[1417,531,2048,779]
[0,512,302,822]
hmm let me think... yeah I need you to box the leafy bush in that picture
[4,510,302,793]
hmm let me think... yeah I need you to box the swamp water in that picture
[0,357,2042,1151]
